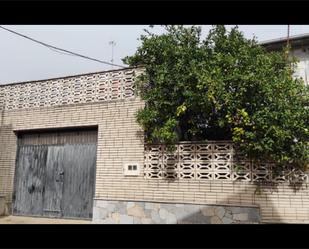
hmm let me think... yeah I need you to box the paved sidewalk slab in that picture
[0,215,91,224]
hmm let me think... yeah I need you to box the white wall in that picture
[290,47,309,86]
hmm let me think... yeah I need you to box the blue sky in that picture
[1,25,309,84]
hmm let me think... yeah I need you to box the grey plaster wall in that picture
[92,200,260,224]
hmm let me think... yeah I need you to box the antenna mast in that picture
[285,25,290,62]
[109,40,116,69]
[287,25,290,47]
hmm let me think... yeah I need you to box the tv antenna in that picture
[285,25,290,61]
[109,40,116,69]
[287,25,290,47]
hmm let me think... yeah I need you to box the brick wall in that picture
[0,67,308,223]
[0,123,16,203]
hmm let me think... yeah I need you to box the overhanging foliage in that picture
[123,25,309,171]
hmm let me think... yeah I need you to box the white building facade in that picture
[261,33,309,86]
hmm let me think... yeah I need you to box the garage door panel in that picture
[43,146,65,218]
[61,144,97,219]
[13,145,47,216]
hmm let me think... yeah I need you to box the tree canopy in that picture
[123,25,309,170]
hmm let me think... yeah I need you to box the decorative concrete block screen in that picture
[144,142,309,183]
[0,68,142,110]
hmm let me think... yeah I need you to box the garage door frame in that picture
[12,126,98,220]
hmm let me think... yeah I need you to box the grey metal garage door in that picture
[13,129,97,219]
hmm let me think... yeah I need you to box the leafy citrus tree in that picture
[123,25,309,171]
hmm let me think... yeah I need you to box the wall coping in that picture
[93,198,260,209]
[146,141,233,145]
[0,66,144,87]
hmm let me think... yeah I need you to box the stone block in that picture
[194,212,211,224]
[184,205,200,213]
[114,201,124,209]
[96,200,109,208]
[102,218,115,224]
[177,220,192,224]
[222,217,233,224]
[144,209,152,217]
[233,213,249,221]
[151,210,162,223]
[166,213,177,224]
[119,214,134,224]
[175,204,185,208]
[92,207,101,220]
[164,204,176,212]
[201,207,215,217]
[92,219,106,224]
[134,217,142,224]
[138,202,145,209]
[153,203,161,210]
[215,207,226,219]
[159,208,168,220]
[247,209,260,222]
[112,213,120,223]
[107,204,116,212]
[145,203,154,210]
[210,216,222,224]
[93,207,108,220]
[230,207,245,214]
[127,204,146,218]
[127,202,135,209]
[141,218,153,224]
[224,211,233,219]
[175,209,190,220]
[118,205,127,215]
[225,206,232,213]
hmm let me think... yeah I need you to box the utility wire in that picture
[0,26,125,68]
